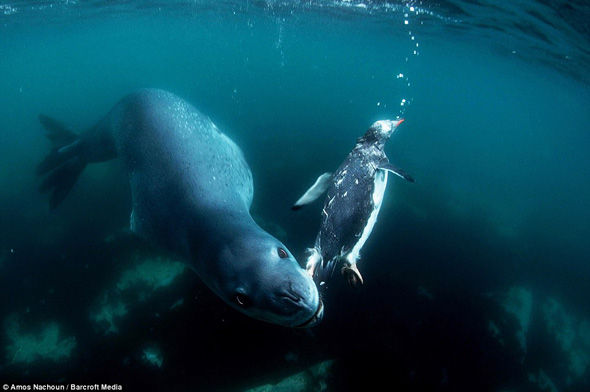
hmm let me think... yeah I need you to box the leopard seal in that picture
[37,89,323,327]
[292,120,413,287]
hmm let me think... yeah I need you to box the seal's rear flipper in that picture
[292,172,332,210]
[37,114,86,209]
[38,115,77,147]
[39,156,86,209]
[378,162,414,183]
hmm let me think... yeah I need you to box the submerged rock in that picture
[528,369,558,392]
[488,286,533,360]
[501,286,533,356]
[90,296,128,335]
[542,298,590,381]
[489,288,589,389]
[169,298,184,311]
[487,320,503,346]
[4,313,76,364]
[90,255,186,335]
[246,360,333,392]
[142,345,163,368]
[580,321,590,347]
[116,258,185,291]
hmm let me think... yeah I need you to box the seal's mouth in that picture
[295,300,324,328]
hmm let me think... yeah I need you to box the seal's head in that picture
[359,119,405,145]
[214,230,323,328]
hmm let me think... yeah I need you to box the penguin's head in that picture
[361,119,405,143]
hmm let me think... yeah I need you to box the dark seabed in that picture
[1,1,589,391]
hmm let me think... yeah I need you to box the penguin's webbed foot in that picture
[341,263,364,287]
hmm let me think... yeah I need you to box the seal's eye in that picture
[277,247,289,259]
[234,293,251,307]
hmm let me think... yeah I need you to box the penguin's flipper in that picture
[378,161,414,183]
[292,172,332,210]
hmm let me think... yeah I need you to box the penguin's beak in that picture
[388,118,405,137]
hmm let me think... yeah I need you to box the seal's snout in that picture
[291,278,324,328]
[273,272,323,328]
[295,300,324,328]
[278,287,303,305]
[277,279,311,309]
[228,234,323,328]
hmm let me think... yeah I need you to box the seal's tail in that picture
[37,114,86,209]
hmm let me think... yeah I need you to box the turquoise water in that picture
[1,1,589,391]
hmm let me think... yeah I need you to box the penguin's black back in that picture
[316,144,386,266]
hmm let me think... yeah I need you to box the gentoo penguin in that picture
[292,119,413,287]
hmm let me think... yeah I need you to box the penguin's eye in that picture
[277,248,289,259]
[234,293,251,307]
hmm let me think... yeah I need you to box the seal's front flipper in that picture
[378,161,415,183]
[37,114,87,209]
[292,172,332,210]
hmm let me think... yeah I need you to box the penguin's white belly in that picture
[345,170,388,264]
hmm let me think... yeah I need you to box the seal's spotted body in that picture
[38,89,322,327]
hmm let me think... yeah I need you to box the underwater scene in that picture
[1,1,589,391]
